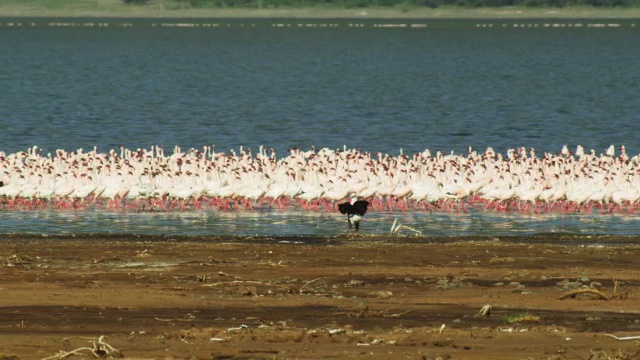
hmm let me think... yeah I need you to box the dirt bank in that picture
[1,235,640,359]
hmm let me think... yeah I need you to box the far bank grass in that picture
[1,0,640,18]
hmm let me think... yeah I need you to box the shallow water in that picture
[2,17,640,236]
[2,208,640,237]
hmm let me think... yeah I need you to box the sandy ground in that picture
[1,234,640,359]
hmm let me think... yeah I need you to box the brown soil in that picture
[1,234,640,360]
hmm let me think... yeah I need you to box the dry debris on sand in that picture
[1,234,640,359]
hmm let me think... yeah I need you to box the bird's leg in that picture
[194,196,203,209]
[355,221,360,232]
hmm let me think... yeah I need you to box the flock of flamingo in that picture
[0,144,639,214]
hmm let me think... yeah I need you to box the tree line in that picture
[124,0,639,8]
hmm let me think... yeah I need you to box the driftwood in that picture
[41,335,121,360]
[559,279,632,301]
[390,219,422,235]
[558,288,609,300]
[476,304,492,317]
[604,334,640,341]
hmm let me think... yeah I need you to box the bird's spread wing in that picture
[352,200,369,216]
[338,202,351,214]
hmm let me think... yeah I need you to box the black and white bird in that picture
[338,199,369,232]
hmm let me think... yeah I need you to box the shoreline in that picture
[2,233,639,246]
[2,5,640,19]
[2,236,640,359]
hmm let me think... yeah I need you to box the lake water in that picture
[2,17,640,237]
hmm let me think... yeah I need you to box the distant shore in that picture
[2,3,640,19]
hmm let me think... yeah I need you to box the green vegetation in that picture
[2,0,639,17]
[503,312,541,324]
[125,0,640,9]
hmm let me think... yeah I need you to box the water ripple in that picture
[2,210,640,237]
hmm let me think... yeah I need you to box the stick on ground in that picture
[558,288,609,300]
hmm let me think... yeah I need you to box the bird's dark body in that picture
[338,200,369,231]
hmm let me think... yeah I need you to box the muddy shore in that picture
[1,234,640,359]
